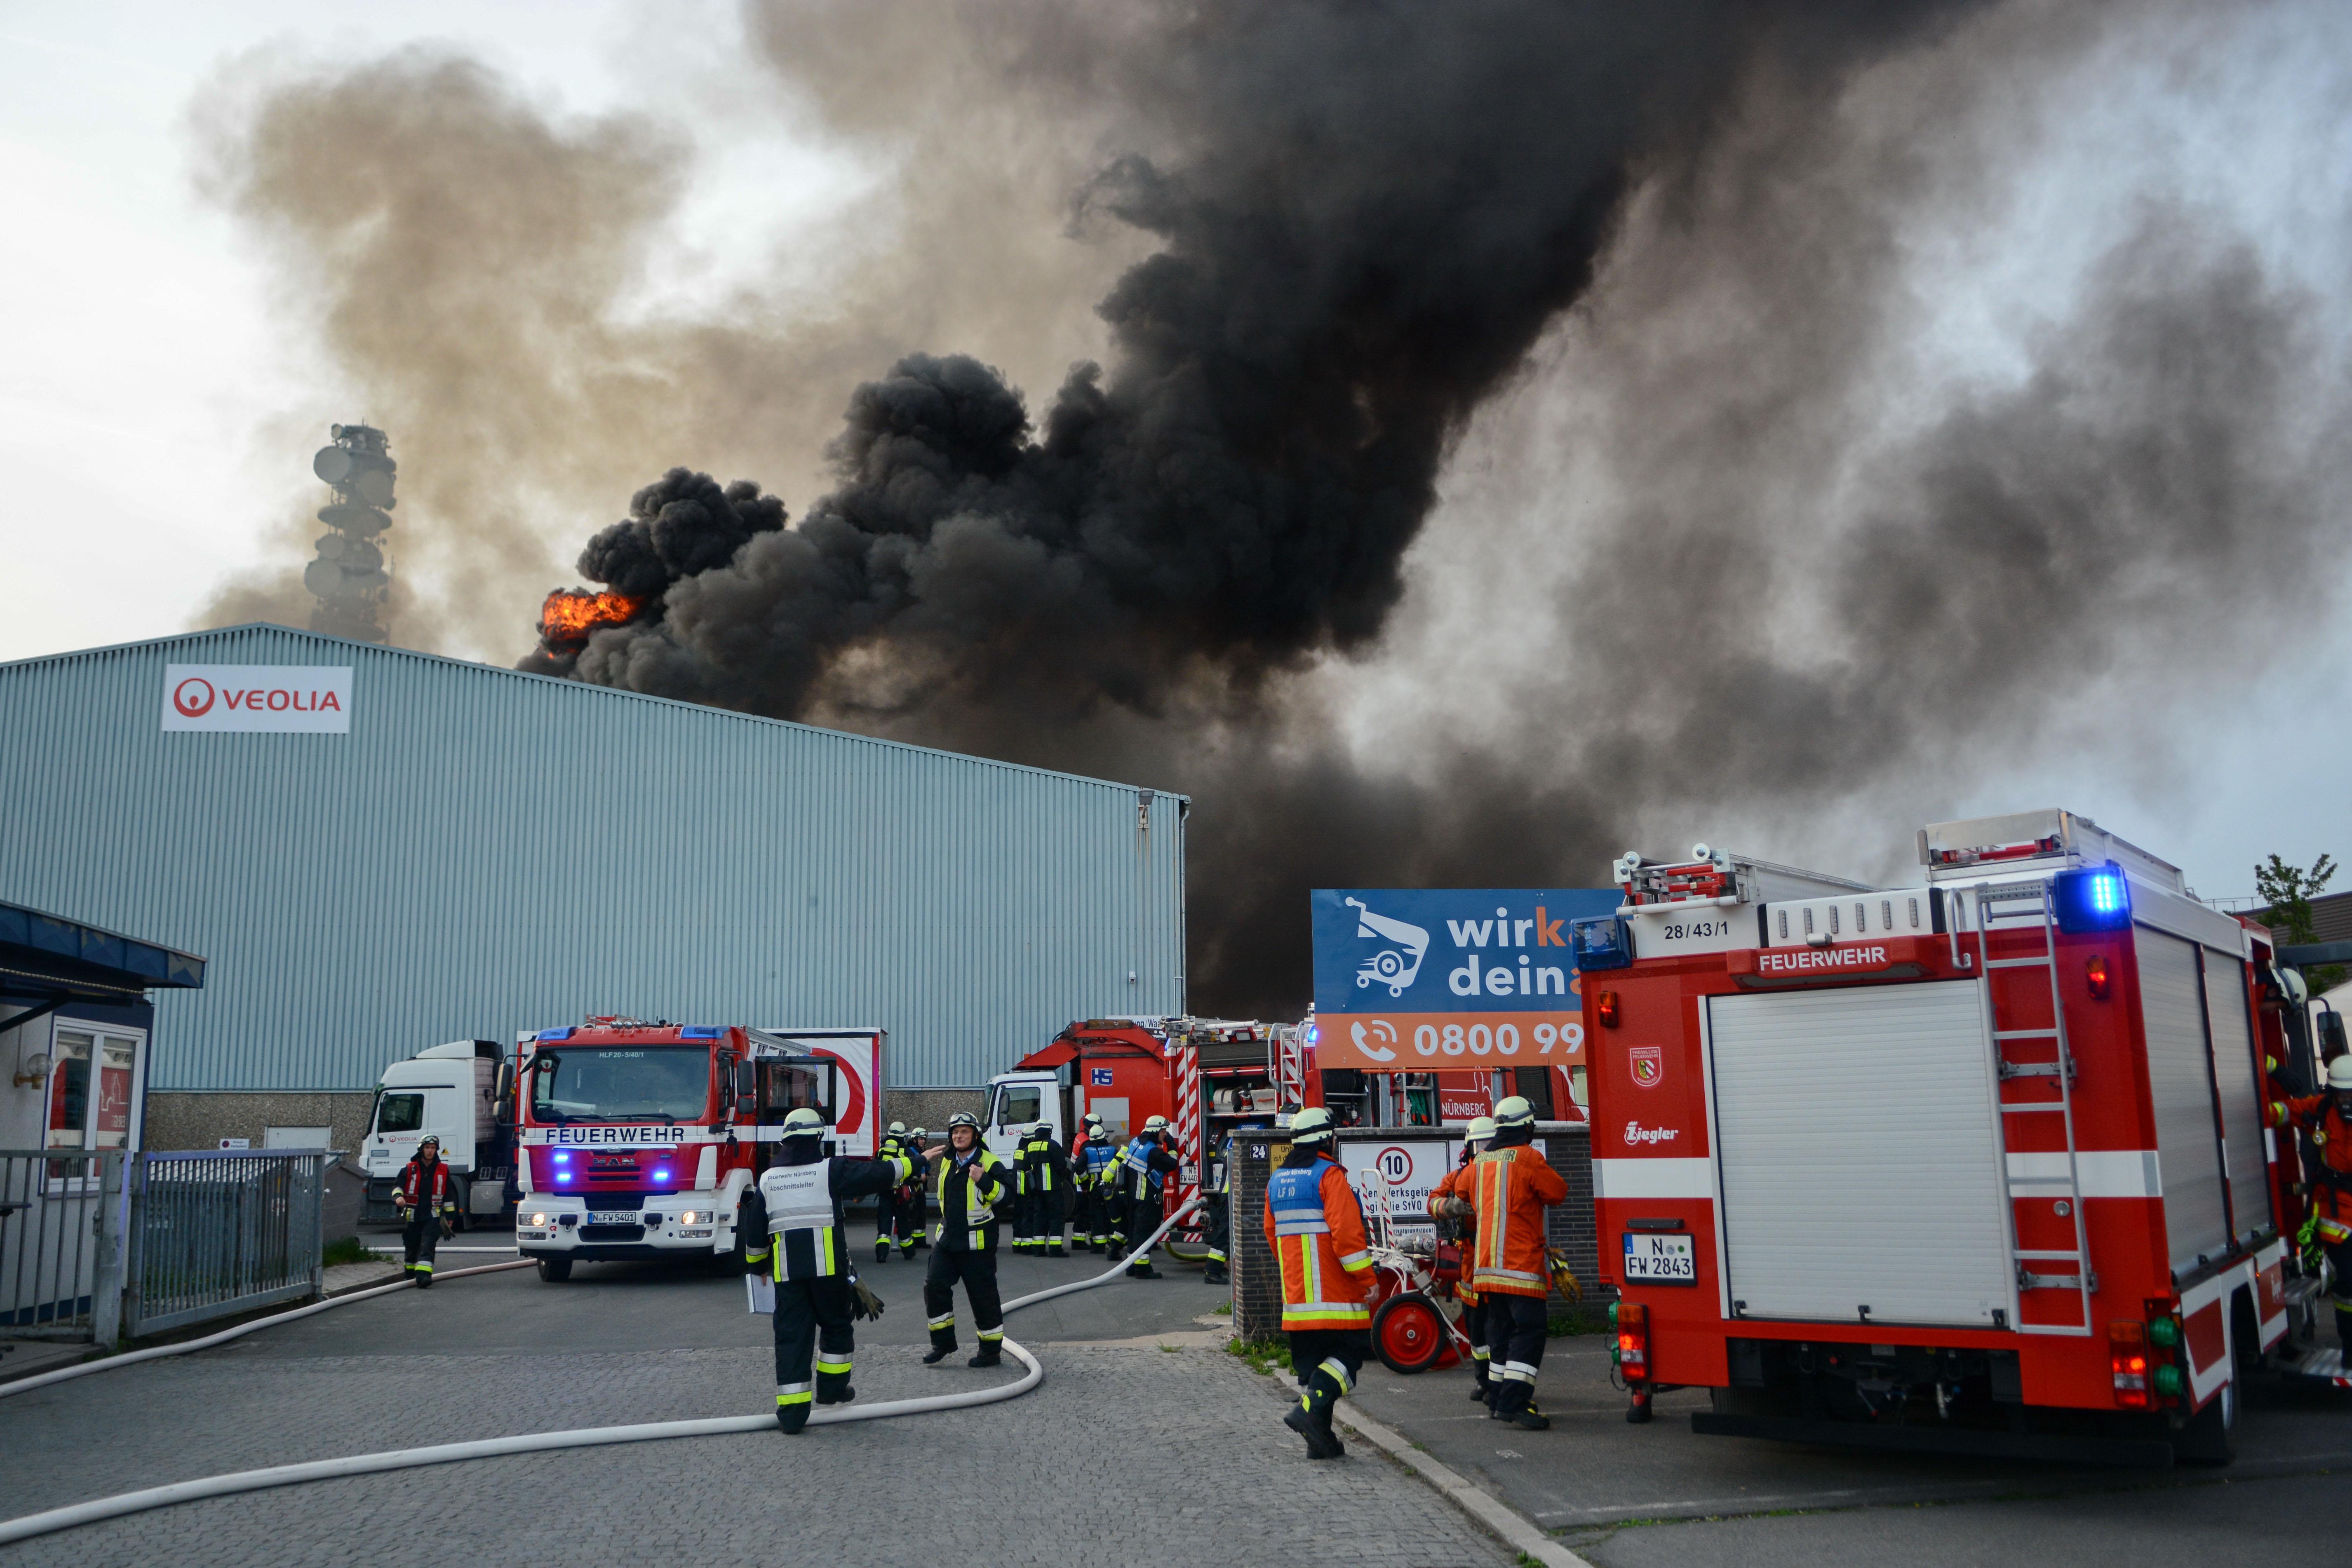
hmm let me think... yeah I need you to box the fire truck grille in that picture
[579,1223,647,1242]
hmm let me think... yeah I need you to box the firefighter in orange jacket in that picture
[1262,1107,1375,1459]
[1429,1115,1496,1404]
[394,1135,458,1287]
[2277,1056,2352,1347]
[1471,1096,1567,1429]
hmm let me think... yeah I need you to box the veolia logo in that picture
[172,677,216,718]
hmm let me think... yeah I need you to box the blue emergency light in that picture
[679,1026,723,1038]
[535,1027,573,1041]
[2053,863,2132,933]
[653,1166,672,1184]
[1571,916,1633,971]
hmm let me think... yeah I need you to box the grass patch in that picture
[321,1235,379,1267]
[1211,1301,1231,1315]
[1226,1336,1294,1377]
[1548,1305,1608,1337]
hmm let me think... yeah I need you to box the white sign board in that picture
[1338,1136,1554,1236]
[162,665,351,733]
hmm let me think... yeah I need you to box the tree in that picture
[2255,852,2338,945]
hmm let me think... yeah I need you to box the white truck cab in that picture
[361,1040,515,1226]
[982,1068,1073,1164]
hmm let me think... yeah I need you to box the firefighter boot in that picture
[1283,1363,1348,1460]
[414,1266,433,1290]
[1204,1262,1227,1285]
[923,1309,958,1365]
[1467,1354,1491,1403]
[968,1336,1003,1370]
[776,1396,811,1435]
[1494,1378,1551,1431]
[877,1239,890,1263]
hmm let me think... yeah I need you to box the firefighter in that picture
[1429,1115,1496,1403]
[2276,1056,2352,1347]
[1471,1096,1567,1430]
[876,1121,912,1262]
[394,1135,458,1286]
[898,1128,933,1255]
[1074,1112,1118,1251]
[1115,1115,1181,1278]
[1017,1122,1070,1256]
[919,1113,1013,1367]
[1201,1133,1232,1286]
[1263,1107,1375,1460]
[739,1108,913,1434]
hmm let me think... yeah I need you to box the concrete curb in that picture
[1335,1403,1595,1568]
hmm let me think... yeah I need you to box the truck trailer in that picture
[1579,811,2303,1465]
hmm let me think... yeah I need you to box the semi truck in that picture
[360,1040,518,1226]
[1581,810,2308,1464]
[510,1019,883,1281]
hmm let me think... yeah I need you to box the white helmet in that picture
[782,1108,826,1138]
[2327,1057,2352,1092]
[1142,1115,1170,1134]
[1290,1107,1336,1144]
[1494,1095,1536,1128]
[1465,1115,1497,1142]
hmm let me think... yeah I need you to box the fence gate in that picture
[0,1150,126,1341]
[126,1150,326,1338]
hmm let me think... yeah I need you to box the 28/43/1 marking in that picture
[1656,920,1737,941]
[1623,1232,1696,1284]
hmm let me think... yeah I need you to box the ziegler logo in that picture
[1628,1045,1663,1089]
[1623,1121,1679,1145]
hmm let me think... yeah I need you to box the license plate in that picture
[1623,1232,1696,1284]
[587,1210,639,1225]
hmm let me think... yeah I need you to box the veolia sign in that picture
[161,665,352,733]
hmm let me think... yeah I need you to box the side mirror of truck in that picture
[733,1061,758,1107]
[493,1063,515,1122]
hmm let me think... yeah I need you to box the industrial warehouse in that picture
[0,622,1187,1152]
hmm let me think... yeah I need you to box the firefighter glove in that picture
[851,1277,886,1320]
[440,1217,455,1238]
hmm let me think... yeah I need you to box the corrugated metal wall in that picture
[0,626,1185,1090]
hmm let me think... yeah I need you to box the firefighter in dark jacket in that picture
[2277,1056,2352,1347]
[394,1136,458,1286]
[1114,1115,1182,1278]
[875,1121,913,1262]
[1015,1124,1070,1255]
[740,1107,914,1433]
[1201,1134,1231,1286]
[921,1113,1013,1367]
[903,1128,933,1251]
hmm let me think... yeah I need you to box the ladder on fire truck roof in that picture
[1274,1023,1308,1112]
[1957,878,2096,1338]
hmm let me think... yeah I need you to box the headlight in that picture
[679,1211,699,1225]
[529,1212,550,1226]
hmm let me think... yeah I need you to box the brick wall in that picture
[1541,1122,1613,1314]
[1230,1131,1290,1340]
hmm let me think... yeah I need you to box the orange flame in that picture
[538,588,644,649]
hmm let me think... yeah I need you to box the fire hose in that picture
[0,1197,1201,1547]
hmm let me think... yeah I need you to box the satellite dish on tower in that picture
[313,446,353,485]
[352,467,396,507]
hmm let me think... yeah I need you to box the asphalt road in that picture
[1344,1330,2352,1566]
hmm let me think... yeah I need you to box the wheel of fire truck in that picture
[1370,1293,1448,1375]
[536,1256,573,1283]
[2172,1376,2239,1466]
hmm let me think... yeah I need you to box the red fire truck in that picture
[513,1019,883,1281]
[1580,811,2305,1464]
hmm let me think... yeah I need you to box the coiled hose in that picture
[0,1198,1201,1546]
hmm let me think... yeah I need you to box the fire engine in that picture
[512,1019,883,1281]
[1581,811,2310,1465]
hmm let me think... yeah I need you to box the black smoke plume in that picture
[520,2,1988,1007]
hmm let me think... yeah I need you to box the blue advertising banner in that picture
[1310,887,1621,1073]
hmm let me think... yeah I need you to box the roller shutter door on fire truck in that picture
[2201,946,2272,1248]
[1707,980,2013,1328]
[2135,930,2232,1270]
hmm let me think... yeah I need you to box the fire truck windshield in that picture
[530,1047,709,1123]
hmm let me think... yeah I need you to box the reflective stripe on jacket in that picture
[936,1149,1010,1251]
[397,1159,454,1211]
[1262,1155,1375,1329]
[1469,1143,1567,1298]
[742,1153,911,1280]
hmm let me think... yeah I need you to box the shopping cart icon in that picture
[1347,898,1431,997]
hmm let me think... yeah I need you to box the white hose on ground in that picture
[0,1259,537,1401]
[0,1196,1205,1546]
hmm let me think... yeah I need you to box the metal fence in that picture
[0,1150,127,1341]
[124,1150,325,1338]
